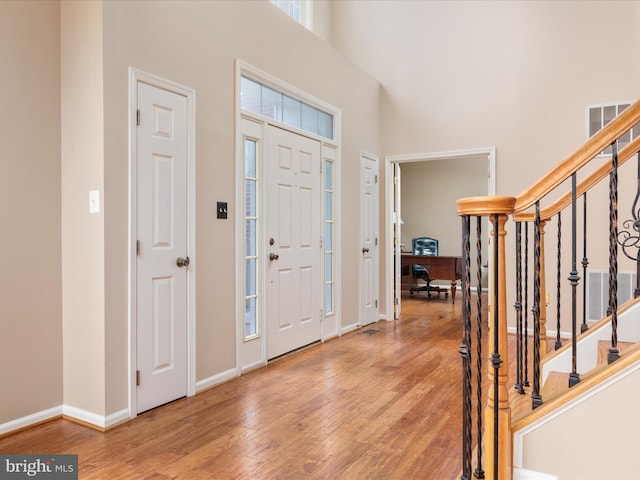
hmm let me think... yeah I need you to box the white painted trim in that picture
[512,359,640,469]
[195,368,240,393]
[384,147,496,322]
[341,323,359,335]
[0,406,62,436]
[236,59,342,366]
[60,406,129,430]
[128,68,197,419]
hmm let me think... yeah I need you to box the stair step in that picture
[597,340,635,365]
[541,371,568,398]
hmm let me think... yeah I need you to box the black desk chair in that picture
[408,237,446,297]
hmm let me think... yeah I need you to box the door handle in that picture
[362,247,369,253]
[269,253,279,261]
[176,256,190,268]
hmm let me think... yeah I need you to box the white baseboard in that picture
[62,405,129,430]
[195,367,239,393]
[341,323,359,335]
[0,406,62,435]
[0,405,130,435]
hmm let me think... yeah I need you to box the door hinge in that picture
[320,236,323,249]
[375,299,378,308]
[394,297,399,306]
[394,175,398,185]
[136,370,140,386]
[136,240,141,256]
[320,161,323,174]
[375,175,378,184]
[375,237,378,246]
[320,309,324,321]
[136,109,141,126]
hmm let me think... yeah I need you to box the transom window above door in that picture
[240,75,334,140]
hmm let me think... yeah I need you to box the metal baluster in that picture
[491,214,501,477]
[474,216,485,480]
[617,151,640,298]
[609,142,620,364]
[555,212,562,350]
[581,192,589,333]
[514,222,525,393]
[532,204,543,409]
[459,215,472,480]
[524,222,530,387]
[568,173,581,387]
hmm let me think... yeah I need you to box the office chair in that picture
[409,237,443,297]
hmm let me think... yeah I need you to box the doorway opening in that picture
[384,148,496,320]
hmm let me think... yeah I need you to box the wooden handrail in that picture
[514,135,640,223]
[514,100,640,214]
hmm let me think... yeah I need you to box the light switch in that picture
[217,201,228,219]
[89,190,100,213]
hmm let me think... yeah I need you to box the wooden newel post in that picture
[457,196,516,480]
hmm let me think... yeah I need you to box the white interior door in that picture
[394,162,402,319]
[360,154,379,326]
[136,82,188,413]
[266,126,322,359]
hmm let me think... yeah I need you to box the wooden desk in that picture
[401,254,462,303]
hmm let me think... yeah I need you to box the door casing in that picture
[128,68,197,419]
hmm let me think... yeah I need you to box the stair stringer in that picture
[541,298,640,383]
[513,351,640,479]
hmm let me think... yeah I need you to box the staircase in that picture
[456,100,640,479]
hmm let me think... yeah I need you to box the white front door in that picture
[136,82,188,413]
[266,126,322,359]
[360,154,379,326]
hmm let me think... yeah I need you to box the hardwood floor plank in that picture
[0,294,484,479]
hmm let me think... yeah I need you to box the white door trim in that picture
[383,147,496,322]
[128,68,197,418]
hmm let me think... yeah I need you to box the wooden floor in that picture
[0,293,482,479]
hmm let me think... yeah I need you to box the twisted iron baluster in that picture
[459,215,472,480]
[474,216,485,479]
[568,174,581,387]
[532,204,543,409]
[617,151,640,298]
[555,212,562,350]
[514,222,524,393]
[523,222,530,387]
[609,142,620,364]
[581,192,589,333]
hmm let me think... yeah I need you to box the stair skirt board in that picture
[541,299,640,383]
[513,359,640,474]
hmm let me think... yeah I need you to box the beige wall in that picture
[400,158,488,255]
[100,0,381,415]
[0,1,62,424]
[330,0,640,328]
[61,0,107,417]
